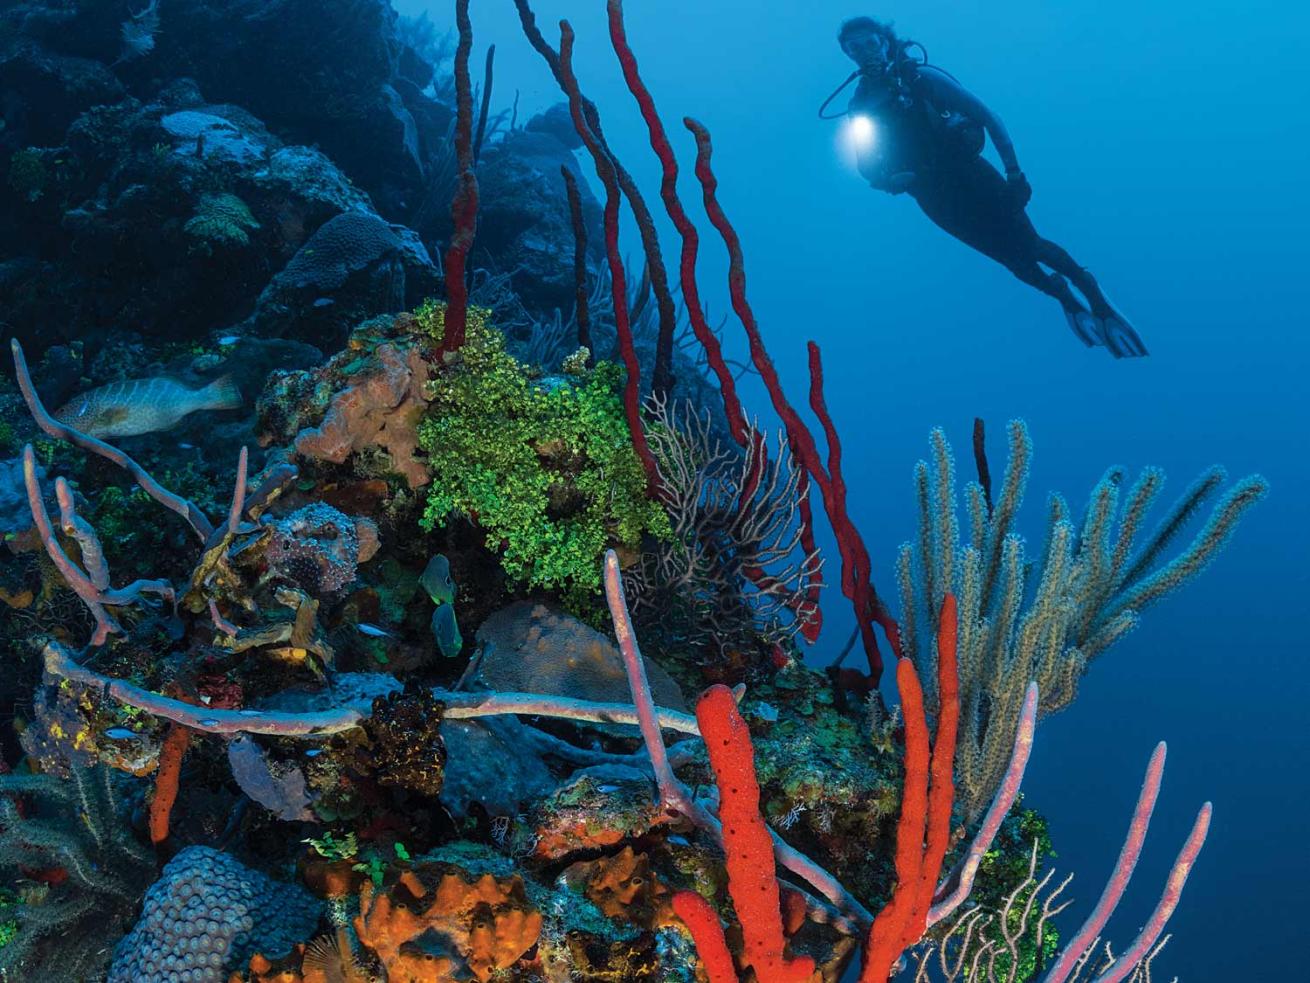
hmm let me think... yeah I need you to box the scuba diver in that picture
[828,16,1147,358]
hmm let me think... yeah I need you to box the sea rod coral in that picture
[896,421,1266,821]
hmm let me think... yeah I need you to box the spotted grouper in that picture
[53,375,243,438]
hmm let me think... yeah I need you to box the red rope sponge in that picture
[675,684,816,983]
[149,723,191,847]
[670,890,739,983]
[861,595,960,980]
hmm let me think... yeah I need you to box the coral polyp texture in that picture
[0,0,1266,982]
[108,847,323,983]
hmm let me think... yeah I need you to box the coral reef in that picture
[0,2,1267,982]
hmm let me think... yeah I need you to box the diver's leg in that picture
[911,162,1131,354]
[1033,238,1148,357]
[1033,239,1107,306]
[910,160,1018,266]
[1006,262,1106,349]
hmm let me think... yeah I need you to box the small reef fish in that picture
[53,375,242,438]
[104,727,139,740]
[355,623,393,638]
[431,601,462,659]
[420,554,457,605]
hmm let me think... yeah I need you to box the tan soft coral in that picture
[354,867,543,982]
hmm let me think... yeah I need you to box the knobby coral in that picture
[24,541,1211,983]
[108,846,323,982]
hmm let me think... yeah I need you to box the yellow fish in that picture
[54,375,242,438]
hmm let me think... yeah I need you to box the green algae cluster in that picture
[414,299,669,608]
[0,889,18,950]
[87,461,226,581]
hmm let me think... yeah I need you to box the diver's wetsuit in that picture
[850,68,1037,266]
[849,65,1148,357]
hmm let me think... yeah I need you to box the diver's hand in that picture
[881,170,917,195]
[1005,169,1032,208]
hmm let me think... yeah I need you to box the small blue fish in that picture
[304,749,323,758]
[104,727,138,740]
[216,335,241,346]
[356,623,393,638]
[199,718,220,728]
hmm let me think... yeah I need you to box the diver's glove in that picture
[880,170,917,195]
[1005,169,1033,208]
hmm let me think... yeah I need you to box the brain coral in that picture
[279,211,428,292]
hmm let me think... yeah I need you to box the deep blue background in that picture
[401,2,1307,977]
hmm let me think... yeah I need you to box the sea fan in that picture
[118,0,161,63]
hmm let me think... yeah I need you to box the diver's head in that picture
[838,16,897,72]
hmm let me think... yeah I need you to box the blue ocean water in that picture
[397,1,1309,978]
